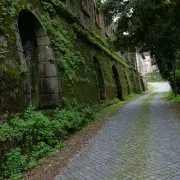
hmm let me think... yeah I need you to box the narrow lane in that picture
[56,82,180,180]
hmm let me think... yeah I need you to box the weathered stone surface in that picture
[0,33,7,47]
[37,36,50,46]
[35,27,47,37]
[12,20,19,32]
[32,10,45,29]
[25,94,31,106]
[39,62,58,78]
[1,0,142,113]
[37,46,54,62]
[24,74,31,94]
[40,77,59,94]
[19,52,27,69]
[14,31,24,52]
[40,94,60,108]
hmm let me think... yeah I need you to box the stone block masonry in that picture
[0,0,142,113]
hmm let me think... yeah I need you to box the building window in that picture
[95,9,101,28]
[82,0,90,16]
[105,25,112,37]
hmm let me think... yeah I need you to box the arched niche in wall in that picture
[112,65,123,100]
[124,71,130,95]
[16,9,60,109]
[94,57,106,100]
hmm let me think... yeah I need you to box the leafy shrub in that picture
[166,91,180,103]
[0,99,101,178]
[29,142,54,161]
[3,148,27,177]
[102,98,120,108]
[0,63,24,114]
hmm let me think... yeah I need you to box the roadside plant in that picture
[0,98,102,178]
[3,148,27,177]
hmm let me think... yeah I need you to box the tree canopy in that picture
[101,0,180,92]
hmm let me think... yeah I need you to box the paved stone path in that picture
[56,82,180,180]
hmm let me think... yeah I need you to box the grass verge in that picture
[98,93,144,121]
[164,90,180,103]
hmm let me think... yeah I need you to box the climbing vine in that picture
[41,2,92,82]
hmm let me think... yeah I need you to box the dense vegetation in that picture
[0,97,127,179]
[0,99,102,179]
[101,0,180,93]
[165,91,180,103]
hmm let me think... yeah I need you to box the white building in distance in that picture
[136,52,157,75]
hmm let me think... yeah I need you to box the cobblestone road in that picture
[56,82,180,180]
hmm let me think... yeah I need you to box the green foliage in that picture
[41,8,90,82]
[0,63,24,114]
[106,37,115,51]
[30,142,54,160]
[101,0,180,92]
[9,173,23,180]
[165,91,180,103]
[73,23,129,68]
[55,99,99,133]
[41,0,78,23]
[0,99,101,178]
[40,0,132,85]
[101,98,120,107]
[3,148,27,177]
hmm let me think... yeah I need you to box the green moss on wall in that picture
[39,4,137,101]
[0,0,141,114]
[0,63,24,115]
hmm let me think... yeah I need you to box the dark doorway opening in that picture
[94,58,106,100]
[124,72,130,95]
[18,10,60,109]
[18,10,40,107]
[112,65,123,100]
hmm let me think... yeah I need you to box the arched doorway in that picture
[124,71,130,95]
[112,65,123,100]
[94,58,106,100]
[18,10,60,109]
[18,10,39,107]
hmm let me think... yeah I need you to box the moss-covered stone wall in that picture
[0,0,141,114]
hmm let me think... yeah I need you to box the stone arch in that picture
[94,57,106,100]
[124,71,130,95]
[112,65,123,100]
[16,9,60,109]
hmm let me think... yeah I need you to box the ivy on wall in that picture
[0,0,141,112]
[0,63,24,114]
[40,14,89,82]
